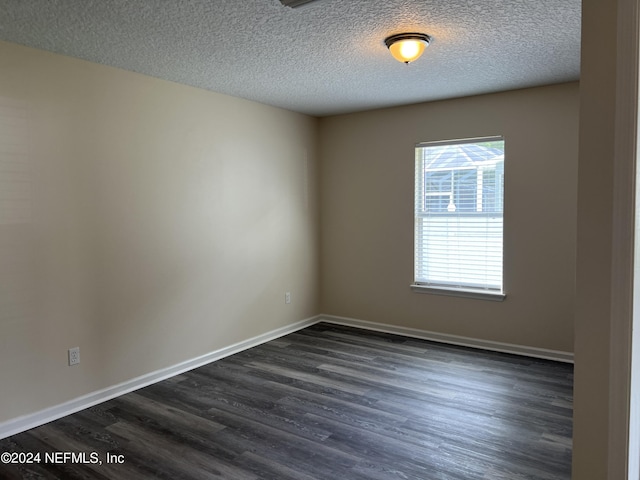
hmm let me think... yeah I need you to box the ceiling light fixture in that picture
[384,33,431,64]
[280,0,318,8]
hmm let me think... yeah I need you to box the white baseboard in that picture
[317,314,574,363]
[0,316,320,440]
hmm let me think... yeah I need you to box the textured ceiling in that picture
[0,0,581,117]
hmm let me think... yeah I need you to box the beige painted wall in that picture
[319,83,579,353]
[572,0,618,477]
[0,41,319,423]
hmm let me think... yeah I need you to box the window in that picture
[412,137,505,300]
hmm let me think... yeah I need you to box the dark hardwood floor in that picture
[0,323,573,479]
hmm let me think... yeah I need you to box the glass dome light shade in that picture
[385,33,431,64]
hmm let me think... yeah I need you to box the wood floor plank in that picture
[0,322,573,479]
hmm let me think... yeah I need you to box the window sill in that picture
[410,284,506,302]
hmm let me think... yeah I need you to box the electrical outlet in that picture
[68,347,80,366]
[285,291,291,304]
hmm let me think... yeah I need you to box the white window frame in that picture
[411,136,506,301]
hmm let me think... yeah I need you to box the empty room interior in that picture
[0,0,635,479]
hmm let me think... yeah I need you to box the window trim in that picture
[412,135,506,300]
[410,284,506,301]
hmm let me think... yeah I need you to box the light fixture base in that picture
[280,0,318,8]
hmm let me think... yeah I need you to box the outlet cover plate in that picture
[68,347,80,366]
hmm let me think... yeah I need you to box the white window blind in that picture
[414,137,504,295]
